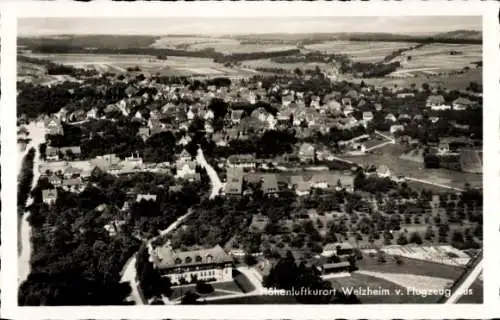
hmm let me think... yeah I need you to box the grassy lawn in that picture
[357,254,464,280]
[340,144,482,189]
[169,281,243,300]
[352,68,482,91]
[233,270,256,293]
[329,274,441,303]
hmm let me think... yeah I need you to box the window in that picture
[206,254,213,263]
[185,256,192,264]
[174,258,182,265]
[195,255,202,262]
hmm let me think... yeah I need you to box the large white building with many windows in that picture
[150,244,233,285]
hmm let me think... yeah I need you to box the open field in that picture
[348,68,481,91]
[392,43,481,76]
[357,253,465,279]
[241,58,332,71]
[22,53,257,77]
[340,144,482,189]
[169,281,243,300]
[151,36,296,53]
[305,41,417,62]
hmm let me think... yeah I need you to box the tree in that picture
[409,232,423,245]
[244,253,258,266]
[396,234,408,245]
[195,280,214,295]
[424,226,435,240]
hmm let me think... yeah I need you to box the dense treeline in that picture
[18,169,207,305]
[263,251,361,304]
[214,49,301,63]
[18,147,36,211]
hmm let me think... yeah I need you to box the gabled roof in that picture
[154,244,232,269]
[426,94,445,104]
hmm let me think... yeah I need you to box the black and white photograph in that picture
[13,13,485,308]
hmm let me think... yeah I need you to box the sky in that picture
[18,16,481,36]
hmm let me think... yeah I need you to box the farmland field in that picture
[151,36,297,54]
[22,53,257,77]
[305,41,417,62]
[357,254,464,279]
[340,144,482,189]
[392,43,481,76]
[241,58,332,71]
[350,68,482,91]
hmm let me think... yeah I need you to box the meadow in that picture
[22,53,255,77]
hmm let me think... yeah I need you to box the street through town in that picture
[120,147,222,304]
[18,120,47,285]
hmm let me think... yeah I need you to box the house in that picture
[45,146,59,161]
[149,109,162,120]
[86,108,99,120]
[385,113,397,122]
[63,165,82,179]
[321,242,354,258]
[452,97,475,111]
[398,113,411,121]
[413,114,424,121]
[150,244,233,285]
[137,127,151,141]
[186,108,195,121]
[59,146,82,160]
[177,135,192,146]
[90,154,121,172]
[230,110,245,124]
[390,125,405,134]
[362,111,374,123]
[426,95,449,110]
[320,261,351,275]
[48,175,62,187]
[341,97,352,108]
[250,107,269,122]
[397,92,415,98]
[227,154,256,168]
[429,116,440,123]
[225,167,244,195]
[45,118,64,135]
[437,142,450,154]
[346,89,359,100]
[136,194,157,202]
[282,94,294,107]
[42,188,58,204]
[377,165,391,178]
[62,178,84,193]
[249,214,270,233]
[261,174,278,195]
[374,103,383,111]
[125,85,138,98]
[204,109,215,121]
[298,143,315,162]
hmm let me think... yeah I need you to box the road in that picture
[196,148,223,199]
[18,120,47,285]
[120,147,219,305]
[120,205,195,305]
[444,255,483,304]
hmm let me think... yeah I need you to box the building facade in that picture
[150,244,233,285]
